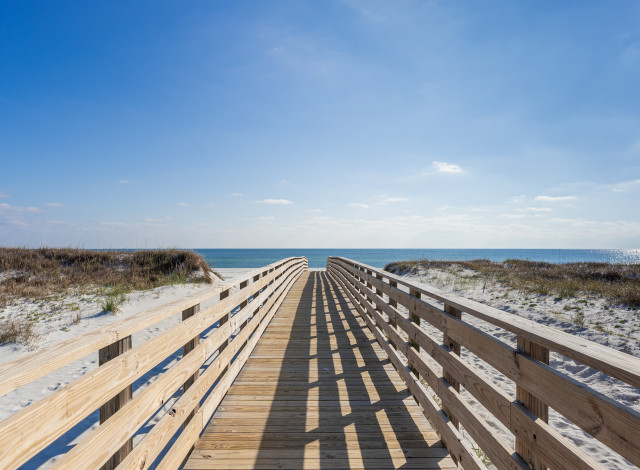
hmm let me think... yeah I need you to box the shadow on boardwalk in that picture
[186,271,454,470]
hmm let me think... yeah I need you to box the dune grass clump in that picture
[385,259,640,307]
[0,247,214,307]
[0,317,39,346]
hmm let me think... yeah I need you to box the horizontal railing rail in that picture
[327,256,640,470]
[0,256,307,470]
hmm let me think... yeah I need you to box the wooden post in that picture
[516,335,549,470]
[99,336,133,470]
[409,289,422,377]
[252,274,260,299]
[239,280,249,330]
[374,274,383,316]
[219,289,230,373]
[388,280,398,350]
[442,304,462,428]
[181,304,200,428]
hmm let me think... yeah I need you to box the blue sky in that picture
[1,1,639,248]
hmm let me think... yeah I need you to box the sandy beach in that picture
[0,267,255,468]
[394,266,639,469]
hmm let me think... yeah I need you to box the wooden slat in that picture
[329,257,640,389]
[0,259,305,470]
[159,267,299,470]
[327,266,481,470]
[331,258,640,467]
[123,264,302,470]
[0,257,305,398]
[184,271,456,470]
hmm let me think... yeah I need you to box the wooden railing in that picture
[0,256,307,470]
[327,257,640,470]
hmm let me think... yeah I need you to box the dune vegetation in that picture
[385,259,640,307]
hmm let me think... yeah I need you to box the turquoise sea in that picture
[193,249,640,269]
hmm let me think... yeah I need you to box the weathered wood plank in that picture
[185,271,455,470]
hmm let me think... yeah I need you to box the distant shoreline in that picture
[191,248,640,268]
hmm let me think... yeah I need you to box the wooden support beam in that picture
[516,335,549,470]
[98,336,133,470]
[182,303,200,428]
[442,303,462,429]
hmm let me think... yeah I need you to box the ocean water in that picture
[193,249,640,269]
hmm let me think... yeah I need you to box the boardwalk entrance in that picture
[185,271,455,469]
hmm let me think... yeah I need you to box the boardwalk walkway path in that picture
[185,271,455,470]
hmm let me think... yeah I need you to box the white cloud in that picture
[500,214,525,219]
[432,161,463,174]
[230,192,243,197]
[534,195,577,202]
[177,202,189,206]
[311,209,323,213]
[0,203,41,213]
[349,203,370,209]
[382,197,409,203]
[258,216,275,221]
[118,180,129,184]
[0,191,9,198]
[45,202,64,208]
[610,179,640,193]
[100,221,128,227]
[255,199,293,205]
[520,207,552,212]
[510,195,526,203]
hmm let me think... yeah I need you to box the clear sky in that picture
[1,1,639,248]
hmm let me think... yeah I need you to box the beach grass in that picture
[385,259,640,307]
[0,247,214,308]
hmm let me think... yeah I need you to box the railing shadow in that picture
[252,271,449,469]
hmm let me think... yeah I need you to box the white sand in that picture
[397,267,639,469]
[0,268,255,468]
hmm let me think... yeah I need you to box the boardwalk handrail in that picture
[0,256,307,470]
[327,256,640,470]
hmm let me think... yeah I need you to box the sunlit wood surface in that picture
[185,271,455,470]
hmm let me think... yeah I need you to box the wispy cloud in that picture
[432,161,463,174]
[118,179,129,184]
[610,179,640,193]
[230,192,243,197]
[382,197,409,203]
[256,199,293,205]
[500,213,525,219]
[510,195,526,203]
[520,207,552,212]
[0,203,41,213]
[258,216,275,221]
[0,191,9,198]
[177,202,189,207]
[349,203,370,209]
[534,195,578,202]
[44,202,64,208]
[100,221,128,227]
[311,209,323,213]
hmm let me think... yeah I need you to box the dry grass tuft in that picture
[385,259,640,307]
[0,317,39,346]
[0,247,213,307]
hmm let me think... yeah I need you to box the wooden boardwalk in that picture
[185,271,455,470]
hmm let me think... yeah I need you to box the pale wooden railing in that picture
[0,256,307,470]
[327,256,640,470]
